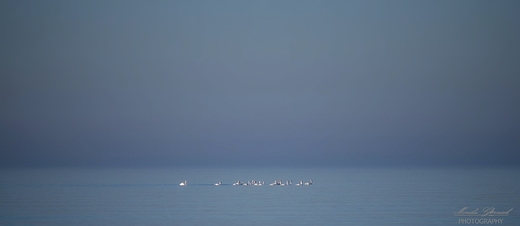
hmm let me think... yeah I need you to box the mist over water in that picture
[1,0,520,168]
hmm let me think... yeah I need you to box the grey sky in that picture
[1,0,519,167]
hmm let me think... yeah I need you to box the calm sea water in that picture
[1,167,518,225]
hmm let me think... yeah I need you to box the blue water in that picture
[1,167,519,225]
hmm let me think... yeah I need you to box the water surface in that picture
[1,168,518,225]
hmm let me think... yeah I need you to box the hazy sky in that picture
[1,0,519,168]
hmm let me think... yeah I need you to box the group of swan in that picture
[295,179,313,186]
[232,180,265,186]
[269,179,313,186]
[179,179,312,186]
[269,180,291,186]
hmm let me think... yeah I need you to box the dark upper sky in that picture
[1,0,519,168]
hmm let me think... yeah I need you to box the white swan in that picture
[214,181,222,186]
[304,179,313,186]
[179,181,187,186]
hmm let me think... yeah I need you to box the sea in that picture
[0,167,518,225]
